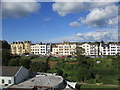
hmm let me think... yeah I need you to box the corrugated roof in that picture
[0,66,21,76]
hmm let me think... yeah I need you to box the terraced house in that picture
[52,42,76,56]
[10,41,120,56]
[11,41,31,55]
[31,43,52,55]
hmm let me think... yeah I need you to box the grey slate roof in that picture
[0,66,21,76]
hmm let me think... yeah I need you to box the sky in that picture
[1,0,119,43]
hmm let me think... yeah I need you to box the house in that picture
[0,66,29,89]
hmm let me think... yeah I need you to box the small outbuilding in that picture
[0,66,29,89]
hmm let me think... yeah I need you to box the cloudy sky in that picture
[2,0,119,43]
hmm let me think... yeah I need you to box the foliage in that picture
[56,69,63,76]
[0,40,10,49]
[75,83,82,90]
[75,47,85,56]
[2,49,11,65]
[9,58,19,66]
[86,79,94,84]
[1,40,11,65]
[19,58,31,69]
[62,73,68,79]
[94,74,101,83]
[30,62,50,72]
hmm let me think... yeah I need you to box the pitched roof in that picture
[0,66,21,76]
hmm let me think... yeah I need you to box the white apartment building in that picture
[77,43,99,56]
[77,42,120,56]
[99,42,120,55]
[52,42,76,56]
[31,43,51,55]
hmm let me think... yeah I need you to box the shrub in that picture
[86,79,95,84]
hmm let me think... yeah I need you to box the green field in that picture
[81,84,119,88]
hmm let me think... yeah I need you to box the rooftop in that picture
[9,73,63,89]
[0,66,21,76]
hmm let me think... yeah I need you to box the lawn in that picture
[81,84,119,88]
[31,57,48,61]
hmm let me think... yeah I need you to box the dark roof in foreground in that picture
[0,66,21,76]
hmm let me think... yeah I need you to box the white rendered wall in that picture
[0,76,14,85]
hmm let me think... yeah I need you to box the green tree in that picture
[9,58,19,66]
[56,69,63,76]
[2,49,11,65]
[94,74,101,83]
[75,47,85,56]
[0,40,10,49]
[19,59,31,69]
[75,83,82,90]
[30,62,50,72]
[62,73,68,79]
[0,40,11,65]
[76,67,91,82]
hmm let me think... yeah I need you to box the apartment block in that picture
[11,41,31,55]
[52,42,76,56]
[77,42,120,56]
[99,42,120,55]
[77,42,99,56]
[31,43,51,55]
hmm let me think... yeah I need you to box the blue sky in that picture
[2,1,119,43]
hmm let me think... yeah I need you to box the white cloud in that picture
[48,28,118,42]
[108,15,119,26]
[75,29,118,42]
[1,0,40,18]
[52,2,85,16]
[69,21,80,27]
[81,5,118,27]
[52,2,115,16]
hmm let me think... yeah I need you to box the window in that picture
[8,80,11,84]
[2,79,4,84]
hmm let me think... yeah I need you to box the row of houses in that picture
[11,41,120,56]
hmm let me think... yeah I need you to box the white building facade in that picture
[99,43,120,55]
[77,43,99,56]
[31,43,51,55]
[77,42,120,56]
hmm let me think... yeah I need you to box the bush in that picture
[75,83,82,90]
[101,78,115,85]
[86,79,95,84]
[19,59,31,69]
[56,69,63,76]
[9,59,19,66]
[30,62,50,72]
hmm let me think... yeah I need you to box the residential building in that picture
[77,42,99,56]
[99,42,120,55]
[11,41,31,55]
[0,66,29,89]
[31,43,51,55]
[52,42,76,56]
